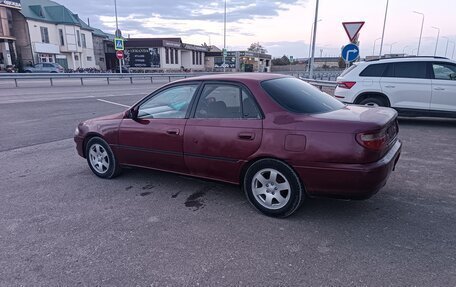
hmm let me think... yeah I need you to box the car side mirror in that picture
[126,108,139,120]
[450,72,456,81]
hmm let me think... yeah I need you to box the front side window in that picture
[432,63,456,80]
[40,27,49,43]
[261,77,345,114]
[138,85,198,119]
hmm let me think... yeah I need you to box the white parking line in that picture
[96,99,130,108]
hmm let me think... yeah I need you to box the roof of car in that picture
[364,56,454,64]
[175,73,288,83]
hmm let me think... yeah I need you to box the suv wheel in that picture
[359,97,388,107]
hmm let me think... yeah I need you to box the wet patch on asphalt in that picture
[139,191,153,197]
[184,186,212,211]
[171,191,181,198]
[142,184,155,190]
[125,186,133,191]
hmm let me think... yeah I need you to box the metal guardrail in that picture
[0,72,216,88]
[0,72,338,90]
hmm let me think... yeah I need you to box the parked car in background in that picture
[74,73,401,217]
[24,63,64,73]
[335,57,456,118]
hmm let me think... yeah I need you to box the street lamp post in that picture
[379,0,390,57]
[413,11,424,56]
[373,37,382,55]
[307,19,322,72]
[389,42,398,54]
[443,36,450,57]
[309,0,320,79]
[432,26,440,56]
[223,0,227,72]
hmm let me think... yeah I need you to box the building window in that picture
[87,56,92,61]
[39,54,54,63]
[192,51,195,65]
[81,33,87,48]
[175,49,178,64]
[170,48,174,64]
[199,52,202,65]
[165,48,169,64]
[59,29,65,46]
[75,55,79,61]
[40,27,49,43]
[100,57,105,62]
[77,30,81,47]
[7,9,13,33]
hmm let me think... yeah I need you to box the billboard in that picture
[0,0,21,8]
[125,48,160,68]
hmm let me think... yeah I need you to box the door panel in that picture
[117,119,188,173]
[431,62,456,112]
[184,119,262,183]
[380,62,431,110]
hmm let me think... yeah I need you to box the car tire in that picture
[244,159,305,218]
[85,137,121,179]
[359,97,388,107]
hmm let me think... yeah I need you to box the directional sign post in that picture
[342,43,360,63]
[114,38,124,74]
[342,22,365,43]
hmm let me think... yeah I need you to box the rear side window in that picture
[360,64,387,77]
[261,77,345,114]
[383,62,428,79]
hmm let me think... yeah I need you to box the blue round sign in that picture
[342,44,360,62]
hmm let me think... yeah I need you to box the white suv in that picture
[335,57,456,117]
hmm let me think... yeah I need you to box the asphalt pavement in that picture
[0,82,455,286]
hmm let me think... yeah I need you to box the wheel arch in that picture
[82,132,105,158]
[354,92,391,107]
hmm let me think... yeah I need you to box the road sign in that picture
[342,22,365,42]
[342,44,360,62]
[116,50,124,60]
[114,38,124,51]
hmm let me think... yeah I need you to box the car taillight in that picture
[337,81,356,89]
[357,122,399,151]
[356,130,387,151]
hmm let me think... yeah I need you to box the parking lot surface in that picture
[1,83,455,286]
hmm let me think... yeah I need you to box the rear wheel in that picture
[244,159,305,218]
[359,97,388,107]
[85,137,121,179]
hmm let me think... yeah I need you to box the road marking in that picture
[96,99,130,108]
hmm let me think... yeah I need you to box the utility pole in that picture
[432,26,440,56]
[379,0,389,58]
[413,11,424,56]
[114,0,122,74]
[307,19,321,72]
[309,0,319,79]
[223,0,227,72]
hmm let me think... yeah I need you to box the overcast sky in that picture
[55,0,456,58]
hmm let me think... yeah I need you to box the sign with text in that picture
[125,48,160,68]
[0,0,21,8]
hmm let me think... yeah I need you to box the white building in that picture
[15,0,97,70]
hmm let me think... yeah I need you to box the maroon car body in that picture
[75,73,401,216]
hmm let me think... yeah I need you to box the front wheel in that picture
[244,159,305,218]
[85,137,121,179]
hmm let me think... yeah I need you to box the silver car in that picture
[24,63,65,73]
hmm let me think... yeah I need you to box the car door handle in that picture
[434,87,445,91]
[385,85,396,88]
[166,128,180,135]
[238,132,255,140]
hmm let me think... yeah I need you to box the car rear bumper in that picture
[294,140,402,199]
[74,135,85,158]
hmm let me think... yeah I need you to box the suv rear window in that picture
[360,63,387,77]
[383,62,428,79]
[261,77,345,114]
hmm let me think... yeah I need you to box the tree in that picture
[248,42,268,54]
[271,55,290,66]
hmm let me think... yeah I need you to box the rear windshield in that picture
[261,77,345,114]
[340,64,357,77]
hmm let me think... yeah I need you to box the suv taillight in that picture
[337,81,356,89]
[356,122,399,151]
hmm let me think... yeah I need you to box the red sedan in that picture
[74,73,401,217]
